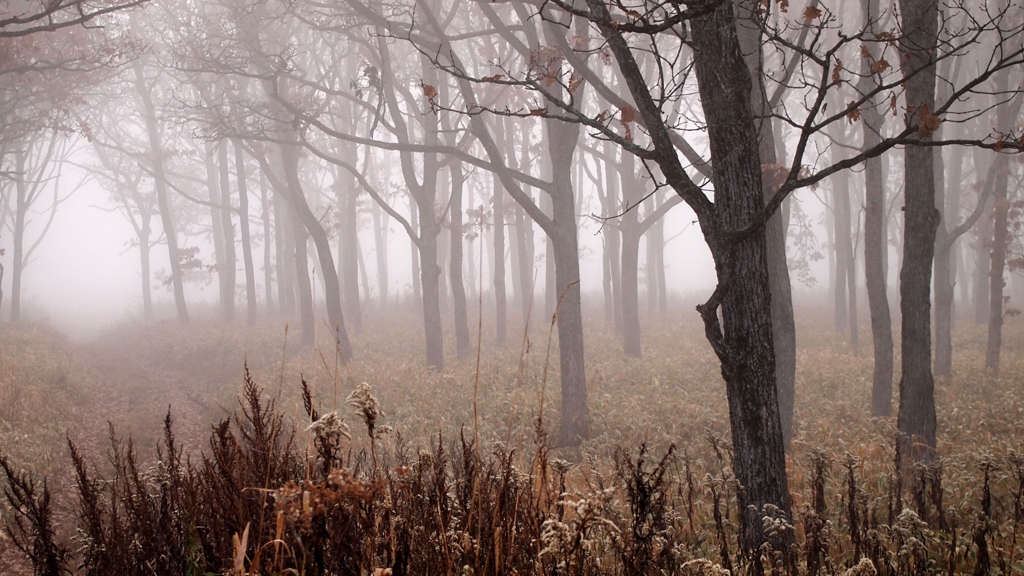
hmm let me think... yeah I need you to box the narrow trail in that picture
[66,340,231,469]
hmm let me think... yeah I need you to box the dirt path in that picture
[65,340,229,473]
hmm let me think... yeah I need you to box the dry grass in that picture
[0,304,1022,574]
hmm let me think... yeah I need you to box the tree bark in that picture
[619,154,643,358]
[861,65,894,415]
[736,5,797,447]
[690,0,793,556]
[260,172,275,314]
[896,0,940,461]
[372,199,389,305]
[234,140,258,326]
[450,161,472,359]
[218,141,237,323]
[985,72,1019,373]
[280,140,353,358]
[493,169,508,348]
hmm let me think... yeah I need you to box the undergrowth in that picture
[0,306,1022,574]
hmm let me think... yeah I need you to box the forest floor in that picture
[1,305,1024,573]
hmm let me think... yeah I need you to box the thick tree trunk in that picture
[135,61,188,324]
[450,161,471,359]
[691,1,792,557]
[736,5,797,447]
[896,0,940,461]
[218,142,237,323]
[546,115,588,446]
[234,141,257,326]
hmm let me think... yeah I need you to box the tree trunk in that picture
[933,146,957,379]
[135,61,188,324]
[419,219,445,370]
[860,42,894,415]
[833,161,853,341]
[450,161,471,359]
[11,163,26,321]
[493,171,508,348]
[337,162,362,331]
[371,199,389,305]
[291,204,315,346]
[514,201,533,326]
[218,141,237,322]
[897,0,940,461]
[275,187,296,316]
[603,144,623,333]
[234,140,257,326]
[410,200,421,311]
[206,142,229,320]
[691,1,792,556]
[140,226,153,321]
[735,7,798,448]
[985,73,1018,373]
[544,112,588,446]
[280,141,353,359]
[260,172,275,314]
[619,154,643,358]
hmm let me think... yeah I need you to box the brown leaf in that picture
[626,9,643,19]
[422,83,438,100]
[917,104,940,138]
[778,0,790,13]
[484,74,504,82]
[831,58,843,85]
[846,103,861,123]
[620,104,637,124]
[860,45,872,59]
[871,58,890,73]
[597,110,609,123]
[803,4,822,21]
[529,107,547,116]
[890,92,898,117]
[569,74,584,93]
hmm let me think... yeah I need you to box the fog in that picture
[2,0,1024,570]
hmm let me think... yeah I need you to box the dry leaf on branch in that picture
[620,104,637,124]
[917,104,940,137]
[846,104,861,123]
[804,5,822,21]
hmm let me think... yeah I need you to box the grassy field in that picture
[0,304,1022,574]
